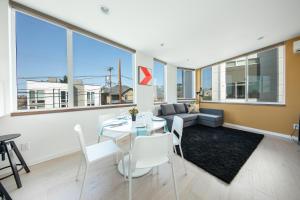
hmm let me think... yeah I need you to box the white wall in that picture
[165,64,177,103]
[135,51,154,112]
[0,0,11,116]
[0,0,178,166]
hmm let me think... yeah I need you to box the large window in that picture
[15,11,134,111]
[16,12,67,110]
[153,60,165,102]
[177,68,195,99]
[200,45,285,104]
[73,32,133,106]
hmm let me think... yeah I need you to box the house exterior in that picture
[26,79,101,109]
[101,85,133,105]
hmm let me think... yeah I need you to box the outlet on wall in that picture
[19,142,30,151]
[293,123,299,130]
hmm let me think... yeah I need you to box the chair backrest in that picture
[171,116,184,140]
[97,113,114,134]
[131,133,172,168]
[74,124,88,161]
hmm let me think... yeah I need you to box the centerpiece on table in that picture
[128,107,139,121]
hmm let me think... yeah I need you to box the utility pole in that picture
[107,66,114,104]
[118,59,122,103]
[107,67,114,88]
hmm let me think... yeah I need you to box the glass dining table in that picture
[102,114,167,178]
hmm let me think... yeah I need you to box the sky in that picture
[16,11,133,92]
[202,67,212,90]
[153,61,164,87]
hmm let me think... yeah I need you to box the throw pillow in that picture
[161,104,176,116]
[173,103,186,114]
[187,104,199,114]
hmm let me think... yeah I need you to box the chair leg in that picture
[79,164,88,200]
[121,153,126,181]
[173,145,178,155]
[114,139,119,165]
[4,143,22,188]
[179,144,187,175]
[128,155,132,200]
[170,159,179,200]
[97,135,101,143]
[76,156,83,181]
[0,182,12,200]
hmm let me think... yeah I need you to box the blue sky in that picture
[16,11,133,91]
[202,67,212,90]
[153,61,164,87]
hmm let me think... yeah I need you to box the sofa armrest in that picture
[199,108,224,118]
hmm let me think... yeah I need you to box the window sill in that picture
[200,100,285,106]
[154,102,167,105]
[11,103,137,117]
[177,98,196,103]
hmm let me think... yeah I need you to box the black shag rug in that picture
[175,125,264,184]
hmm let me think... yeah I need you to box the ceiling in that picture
[14,0,300,68]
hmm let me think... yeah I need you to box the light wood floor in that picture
[2,135,300,200]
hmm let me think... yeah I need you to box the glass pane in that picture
[177,69,184,98]
[248,47,282,102]
[226,57,246,99]
[16,12,67,110]
[73,32,133,106]
[184,70,195,98]
[201,67,212,100]
[153,61,165,102]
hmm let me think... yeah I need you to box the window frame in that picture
[177,67,196,100]
[10,7,136,115]
[200,45,286,105]
[153,58,166,103]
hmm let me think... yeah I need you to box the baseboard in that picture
[27,148,80,167]
[223,122,298,141]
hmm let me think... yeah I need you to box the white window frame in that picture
[10,8,136,112]
[200,45,286,105]
[153,59,166,103]
[177,68,196,100]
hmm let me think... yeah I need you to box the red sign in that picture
[139,66,152,85]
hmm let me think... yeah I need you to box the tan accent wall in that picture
[196,36,300,135]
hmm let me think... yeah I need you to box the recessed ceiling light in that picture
[160,43,164,47]
[257,36,264,40]
[100,5,110,15]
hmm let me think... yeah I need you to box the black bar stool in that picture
[0,182,12,200]
[0,134,30,188]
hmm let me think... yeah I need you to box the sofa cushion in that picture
[198,113,222,122]
[176,113,199,122]
[173,103,186,114]
[161,104,176,116]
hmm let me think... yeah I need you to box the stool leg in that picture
[4,144,22,188]
[0,182,12,200]
[10,141,30,173]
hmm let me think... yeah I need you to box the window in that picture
[153,60,165,102]
[177,68,195,99]
[200,45,285,104]
[226,57,246,99]
[16,11,67,110]
[73,32,133,107]
[14,11,134,111]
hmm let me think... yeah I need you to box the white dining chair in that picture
[98,114,129,163]
[128,133,179,200]
[170,116,187,175]
[74,124,126,200]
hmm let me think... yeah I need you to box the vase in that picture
[131,114,136,121]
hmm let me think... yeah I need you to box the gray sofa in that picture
[157,103,224,131]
